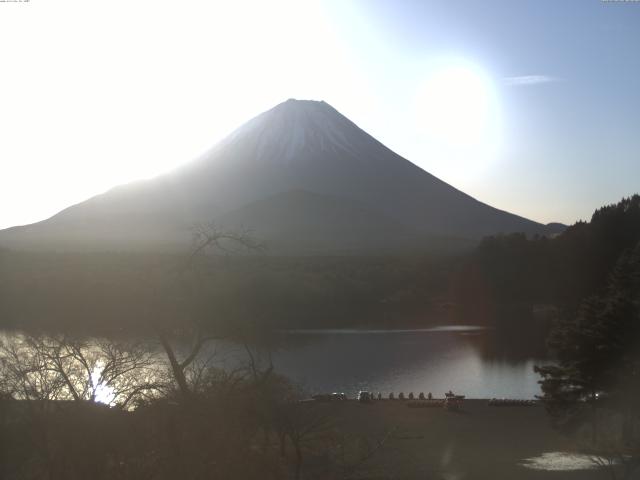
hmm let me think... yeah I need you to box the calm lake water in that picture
[2,326,546,400]
[215,326,546,400]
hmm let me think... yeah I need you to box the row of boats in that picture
[312,392,537,408]
[488,398,537,407]
[313,390,465,406]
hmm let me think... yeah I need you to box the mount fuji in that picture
[0,99,562,254]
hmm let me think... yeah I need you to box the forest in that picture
[1,195,639,346]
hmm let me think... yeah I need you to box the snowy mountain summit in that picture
[0,99,563,253]
[224,99,360,162]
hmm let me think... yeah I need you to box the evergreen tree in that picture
[535,242,640,442]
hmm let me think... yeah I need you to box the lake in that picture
[214,326,547,400]
[1,326,547,401]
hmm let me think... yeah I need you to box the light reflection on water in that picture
[1,326,547,402]
[520,452,602,471]
[281,325,487,334]
[209,326,546,400]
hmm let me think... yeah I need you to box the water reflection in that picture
[1,326,548,402]
[282,325,486,334]
[231,327,547,399]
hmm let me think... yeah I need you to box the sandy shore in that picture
[310,399,605,479]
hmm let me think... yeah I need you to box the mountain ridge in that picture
[0,99,564,253]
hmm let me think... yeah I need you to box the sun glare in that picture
[92,364,116,406]
[414,61,502,182]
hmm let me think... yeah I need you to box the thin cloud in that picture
[503,75,562,86]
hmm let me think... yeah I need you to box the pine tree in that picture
[535,242,640,442]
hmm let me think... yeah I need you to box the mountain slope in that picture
[0,99,562,253]
[215,189,475,255]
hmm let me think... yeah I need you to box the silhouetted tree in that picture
[278,401,331,480]
[536,242,640,449]
[157,222,262,398]
[0,333,160,408]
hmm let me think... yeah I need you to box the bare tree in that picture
[157,328,218,398]
[271,400,331,480]
[157,222,263,399]
[189,222,263,265]
[0,333,161,409]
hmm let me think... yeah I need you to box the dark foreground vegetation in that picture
[0,320,612,480]
[0,397,609,480]
[0,331,403,480]
[0,334,625,480]
[1,329,637,480]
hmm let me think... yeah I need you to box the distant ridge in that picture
[0,99,564,253]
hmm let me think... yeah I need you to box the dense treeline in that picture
[0,250,455,334]
[436,194,640,360]
[463,195,640,309]
[536,242,640,428]
[532,208,640,477]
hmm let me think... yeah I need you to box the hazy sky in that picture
[1,0,638,229]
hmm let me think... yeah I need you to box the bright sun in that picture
[415,61,501,181]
